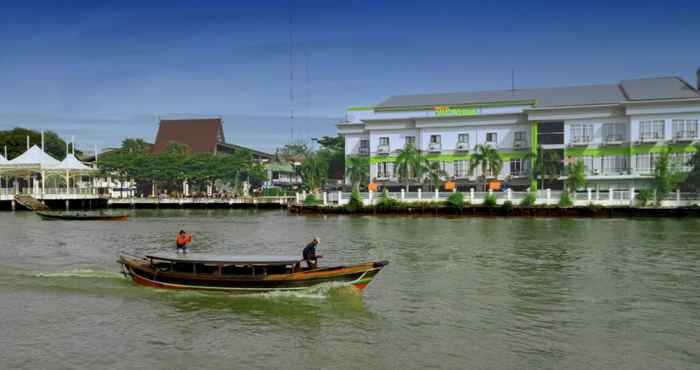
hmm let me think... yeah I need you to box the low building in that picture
[264,162,302,189]
[338,70,700,191]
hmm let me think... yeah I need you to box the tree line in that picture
[97,139,266,196]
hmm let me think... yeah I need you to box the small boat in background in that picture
[118,253,388,293]
[36,211,129,221]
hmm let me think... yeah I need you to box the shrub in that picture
[304,194,321,205]
[483,194,497,207]
[501,200,513,211]
[446,192,464,208]
[520,192,536,207]
[262,187,283,196]
[376,190,400,210]
[637,188,654,207]
[558,192,573,208]
[345,190,363,212]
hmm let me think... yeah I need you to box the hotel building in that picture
[338,71,700,191]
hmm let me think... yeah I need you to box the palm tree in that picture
[395,143,425,191]
[469,144,503,190]
[345,156,370,192]
[529,146,562,190]
[423,159,448,191]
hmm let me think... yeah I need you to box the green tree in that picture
[565,159,586,193]
[121,138,150,154]
[300,152,329,192]
[345,156,370,192]
[469,144,503,190]
[423,159,448,191]
[0,128,73,159]
[681,146,700,192]
[529,146,562,190]
[653,148,686,205]
[313,136,345,180]
[395,143,425,191]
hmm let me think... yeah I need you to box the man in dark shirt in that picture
[302,238,321,269]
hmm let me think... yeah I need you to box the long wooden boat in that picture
[36,211,129,221]
[118,253,388,293]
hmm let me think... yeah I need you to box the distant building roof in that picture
[374,77,700,110]
[266,161,295,173]
[153,118,225,154]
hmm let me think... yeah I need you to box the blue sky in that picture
[1,0,699,152]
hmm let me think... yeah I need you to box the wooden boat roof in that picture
[146,253,303,266]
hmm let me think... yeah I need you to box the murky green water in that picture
[1,210,699,369]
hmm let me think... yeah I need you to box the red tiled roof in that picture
[153,118,224,154]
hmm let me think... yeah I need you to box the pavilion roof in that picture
[5,145,61,168]
[56,153,95,172]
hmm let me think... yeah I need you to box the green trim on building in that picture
[373,100,537,113]
[369,156,398,164]
[529,121,538,190]
[347,106,374,111]
[631,143,697,154]
[566,146,631,157]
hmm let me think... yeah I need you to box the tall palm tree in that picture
[529,146,562,190]
[345,156,370,192]
[395,143,425,191]
[423,159,448,191]
[469,144,503,190]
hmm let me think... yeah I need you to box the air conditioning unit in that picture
[377,145,390,154]
[455,142,469,151]
[428,143,441,152]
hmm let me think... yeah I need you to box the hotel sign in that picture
[433,106,482,117]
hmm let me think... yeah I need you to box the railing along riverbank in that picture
[108,196,295,209]
[295,189,700,208]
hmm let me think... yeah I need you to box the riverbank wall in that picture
[288,204,700,218]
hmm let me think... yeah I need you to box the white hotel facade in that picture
[338,72,700,191]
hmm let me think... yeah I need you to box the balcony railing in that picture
[455,142,469,151]
[603,134,624,144]
[672,131,697,141]
[513,139,527,149]
[358,147,370,155]
[428,143,441,152]
[377,145,390,154]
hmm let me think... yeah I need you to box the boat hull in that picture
[37,212,129,221]
[119,255,387,293]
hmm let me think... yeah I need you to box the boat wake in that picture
[32,269,126,280]
[253,281,360,300]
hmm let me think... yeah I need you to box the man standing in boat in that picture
[302,237,322,269]
[176,230,192,253]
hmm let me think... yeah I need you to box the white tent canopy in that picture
[0,145,62,175]
[56,153,95,173]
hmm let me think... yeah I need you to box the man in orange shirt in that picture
[176,230,192,253]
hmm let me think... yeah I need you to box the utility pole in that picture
[288,0,295,143]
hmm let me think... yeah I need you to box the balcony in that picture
[639,134,664,143]
[672,132,697,142]
[377,145,390,154]
[455,142,470,152]
[513,139,527,149]
[428,143,442,152]
[358,147,370,155]
[569,136,591,146]
[603,134,624,145]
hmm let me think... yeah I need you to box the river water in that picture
[1,210,699,369]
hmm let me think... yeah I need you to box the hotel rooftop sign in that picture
[433,106,481,117]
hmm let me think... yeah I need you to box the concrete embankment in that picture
[288,204,700,218]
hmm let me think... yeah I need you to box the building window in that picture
[359,139,369,154]
[570,124,593,143]
[514,131,525,141]
[485,132,497,145]
[405,136,416,147]
[430,135,441,144]
[458,133,469,143]
[453,160,467,178]
[672,119,698,139]
[640,120,665,140]
[509,158,526,176]
[379,137,389,146]
[635,153,661,173]
[377,162,394,178]
[601,156,628,174]
[671,152,694,172]
[602,123,624,142]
